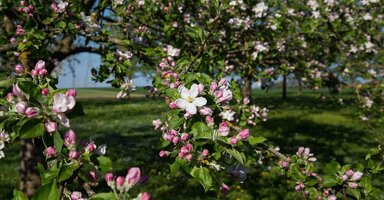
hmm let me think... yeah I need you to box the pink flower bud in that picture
[220,183,230,195]
[180,146,189,154]
[172,136,179,144]
[342,175,348,181]
[126,167,141,185]
[39,69,48,76]
[45,121,58,133]
[12,84,24,98]
[238,129,250,140]
[51,3,58,12]
[140,192,150,200]
[210,82,218,92]
[328,195,336,200]
[159,150,170,157]
[348,182,358,189]
[219,122,230,136]
[69,150,80,160]
[86,143,96,152]
[64,129,77,147]
[199,107,213,116]
[296,147,305,155]
[219,78,227,86]
[16,101,28,114]
[31,69,39,77]
[295,183,304,191]
[66,89,77,97]
[75,24,81,30]
[205,116,214,126]
[41,88,49,96]
[197,84,204,93]
[35,60,46,70]
[71,191,82,200]
[20,1,26,6]
[180,133,189,141]
[6,93,14,102]
[169,101,178,109]
[116,176,125,189]
[105,173,114,186]
[229,137,237,145]
[346,169,354,177]
[201,149,209,157]
[25,107,39,118]
[15,64,24,74]
[44,146,56,158]
[184,154,192,161]
[89,171,97,181]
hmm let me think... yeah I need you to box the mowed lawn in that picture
[0,87,383,199]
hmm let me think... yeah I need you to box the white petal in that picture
[0,150,4,159]
[189,84,199,98]
[175,99,188,109]
[58,113,70,127]
[180,87,190,99]
[186,103,197,115]
[193,97,207,107]
[0,141,4,149]
[66,96,76,110]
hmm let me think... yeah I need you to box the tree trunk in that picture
[241,74,252,102]
[282,75,287,99]
[298,77,302,94]
[18,139,44,198]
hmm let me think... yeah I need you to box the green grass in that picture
[0,87,382,199]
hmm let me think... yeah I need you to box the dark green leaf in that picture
[58,161,81,182]
[19,119,44,139]
[191,122,212,140]
[324,161,341,175]
[190,166,212,191]
[32,181,59,200]
[97,156,113,173]
[321,175,338,188]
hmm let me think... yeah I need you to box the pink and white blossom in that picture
[175,84,207,115]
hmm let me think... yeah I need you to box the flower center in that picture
[187,96,194,103]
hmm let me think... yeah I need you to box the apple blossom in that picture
[45,121,58,133]
[206,116,214,126]
[201,149,209,157]
[126,167,141,185]
[12,84,24,98]
[15,64,24,74]
[105,173,114,186]
[16,101,28,114]
[53,93,76,113]
[199,107,213,116]
[89,171,97,181]
[218,122,230,136]
[85,143,96,153]
[351,171,363,181]
[116,176,125,189]
[220,183,230,194]
[238,129,250,140]
[64,129,77,148]
[180,133,189,141]
[152,119,162,130]
[71,191,83,200]
[175,84,207,115]
[159,150,170,157]
[139,192,150,200]
[229,137,237,145]
[44,146,56,158]
[69,150,80,160]
[25,107,39,118]
[219,110,235,121]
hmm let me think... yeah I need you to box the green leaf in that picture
[32,181,59,200]
[53,132,64,153]
[18,81,40,99]
[368,188,381,200]
[19,119,44,139]
[97,156,113,173]
[90,193,117,200]
[224,148,245,164]
[191,122,212,140]
[170,160,180,175]
[58,161,81,182]
[324,161,341,175]
[248,136,267,145]
[359,177,372,193]
[321,175,338,188]
[37,163,60,185]
[13,189,27,200]
[190,166,212,191]
[168,115,184,130]
[346,187,361,200]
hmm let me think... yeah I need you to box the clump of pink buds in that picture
[31,60,48,78]
[44,146,56,158]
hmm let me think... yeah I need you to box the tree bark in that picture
[241,74,253,102]
[18,139,44,197]
[282,75,287,99]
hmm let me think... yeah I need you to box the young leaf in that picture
[31,180,59,200]
[19,119,44,139]
[190,166,212,191]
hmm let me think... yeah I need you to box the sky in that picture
[56,53,152,88]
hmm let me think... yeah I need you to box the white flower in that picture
[57,1,69,13]
[53,93,76,113]
[219,110,235,121]
[0,130,9,142]
[176,84,207,115]
[363,13,372,21]
[252,2,268,18]
[0,141,4,159]
[312,11,320,19]
[167,45,181,57]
